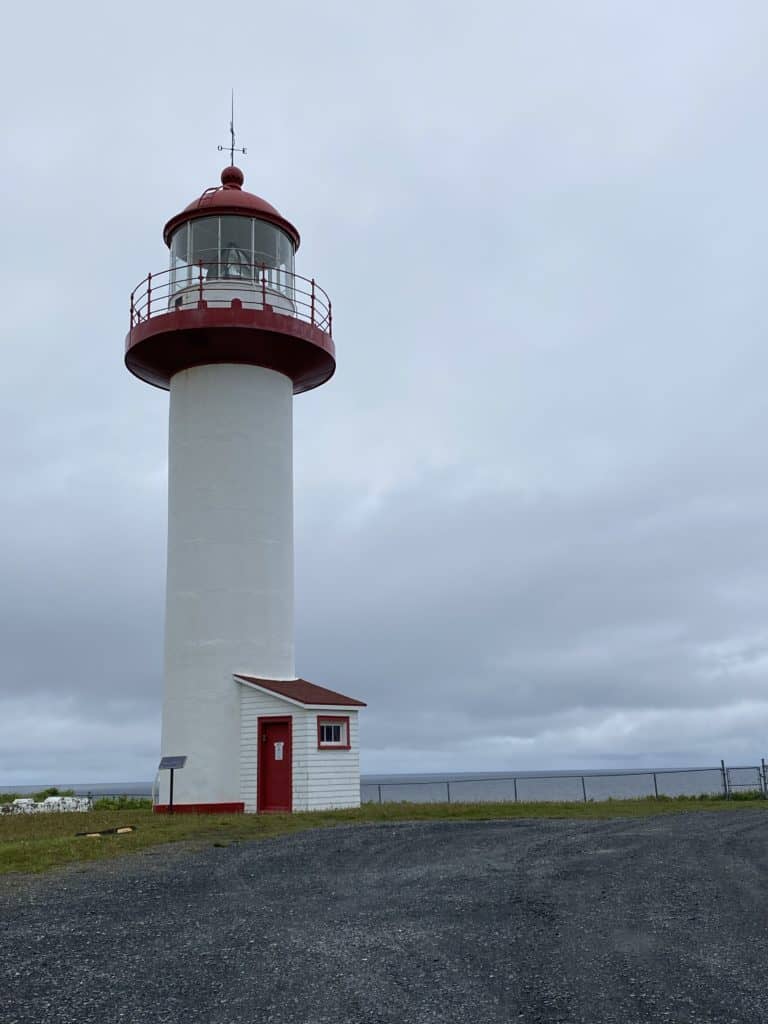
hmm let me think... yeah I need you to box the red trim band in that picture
[125,305,335,394]
[153,802,245,814]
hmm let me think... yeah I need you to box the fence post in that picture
[198,261,203,304]
[653,772,659,799]
[581,776,588,803]
[721,759,729,799]
[130,291,134,328]
[310,278,316,326]
[377,784,382,805]
[146,272,152,318]
[446,782,451,804]
[261,263,266,308]
[328,300,333,335]
[762,758,767,799]
[513,777,518,803]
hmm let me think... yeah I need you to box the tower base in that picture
[153,802,245,815]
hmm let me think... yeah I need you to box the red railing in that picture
[129,264,332,336]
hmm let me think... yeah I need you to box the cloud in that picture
[295,452,768,769]
[2,1,768,781]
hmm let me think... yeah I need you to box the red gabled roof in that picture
[233,676,366,707]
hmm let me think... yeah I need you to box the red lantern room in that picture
[125,165,336,394]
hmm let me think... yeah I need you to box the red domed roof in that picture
[162,166,300,249]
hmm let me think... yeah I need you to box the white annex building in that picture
[124,158,365,813]
[236,677,364,813]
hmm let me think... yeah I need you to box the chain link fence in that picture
[4,760,767,807]
[361,760,768,805]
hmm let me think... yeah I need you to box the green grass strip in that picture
[1,795,766,877]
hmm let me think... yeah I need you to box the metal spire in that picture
[218,90,247,166]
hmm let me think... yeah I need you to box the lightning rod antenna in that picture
[218,89,247,166]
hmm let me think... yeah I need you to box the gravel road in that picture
[1,811,767,1023]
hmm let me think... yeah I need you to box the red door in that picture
[258,716,292,813]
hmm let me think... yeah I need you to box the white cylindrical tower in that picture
[162,364,294,805]
[125,165,336,812]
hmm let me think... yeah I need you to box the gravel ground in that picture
[1,811,767,1023]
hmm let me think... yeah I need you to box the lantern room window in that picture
[169,216,295,293]
[190,217,219,275]
[317,716,350,750]
[170,223,190,287]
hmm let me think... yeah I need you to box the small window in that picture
[317,716,350,750]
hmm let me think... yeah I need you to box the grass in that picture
[92,796,154,811]
[1,793,766,877]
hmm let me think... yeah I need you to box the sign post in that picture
[158,756,187,814]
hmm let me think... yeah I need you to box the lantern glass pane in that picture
[219,217,254,281]
[190,217,220,278]
[169,224,189,290]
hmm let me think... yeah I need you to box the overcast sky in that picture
[1,1,768,783]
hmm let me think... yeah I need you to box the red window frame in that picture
[317,715,351,750]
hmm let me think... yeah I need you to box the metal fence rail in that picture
[360,759,768,805]
[4,759,767,806]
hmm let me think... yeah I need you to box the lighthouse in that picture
[125,158,365,813]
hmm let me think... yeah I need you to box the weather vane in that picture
[218,90,247,166]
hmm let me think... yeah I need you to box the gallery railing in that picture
[129,263,332,335]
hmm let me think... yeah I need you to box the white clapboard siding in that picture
[238,681,361,812]
[309,717,359,811]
